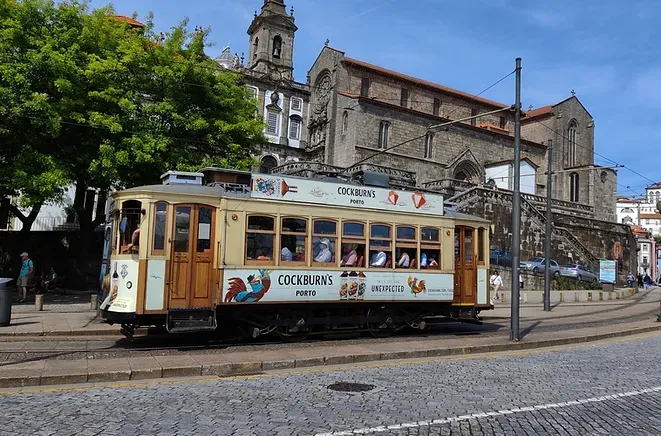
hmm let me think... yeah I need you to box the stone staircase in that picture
[448,186,599,268]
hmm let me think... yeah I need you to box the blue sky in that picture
[92,0,659,197]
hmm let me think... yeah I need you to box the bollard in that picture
[91,294,98,311]
[35,294,44,312]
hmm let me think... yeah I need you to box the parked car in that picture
[560,264,598,282]
[520,257,560,276]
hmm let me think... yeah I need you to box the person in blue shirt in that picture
[17,252,33,303]
[370,251,387,267]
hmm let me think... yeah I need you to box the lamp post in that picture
[510,58,522,342]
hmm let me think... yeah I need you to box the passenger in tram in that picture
[428,257,438,267]
[341,244,359,266]
[281,246,292,261]
[257,249,271,261]
[370,250,387,267]
[397,250,410,268]
[314,238,333,263]
[420,252,428,268]
[127,227,140,252]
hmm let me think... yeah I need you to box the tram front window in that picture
[120,200,142,254]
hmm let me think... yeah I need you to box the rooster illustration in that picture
[407,276,427,296]
[225,270,272,303]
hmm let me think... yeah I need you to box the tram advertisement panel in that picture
[223,269,454,303]
[250,174,444,216]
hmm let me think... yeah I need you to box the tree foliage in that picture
[0,0,264,230]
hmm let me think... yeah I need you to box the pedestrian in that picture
[17,252,33,303]
[638,274,644,288]
[627,272,635,288]
[644,273,651,290]
[489,270,502,305]
[519,273,524,303]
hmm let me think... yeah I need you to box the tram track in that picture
[0,295,658,362]
[0,288,656,357]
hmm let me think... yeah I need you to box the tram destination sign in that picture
[250,175,444,216]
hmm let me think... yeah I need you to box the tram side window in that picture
[341,222,366,267]
[420,227,440,269]
[280,217,307,263]
[246,215,275,263]
[152,202,168,255]
[120,200,142,254]
[395,226,417,269]
[313,220,337,265]
[370,224,392,268]
[478,228,485,264]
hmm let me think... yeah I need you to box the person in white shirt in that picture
[370,251,387,267]
[281,246,292,262]
[314,239,333,263]
[490,270,503,305]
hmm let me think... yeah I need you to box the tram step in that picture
[166,308,217,333]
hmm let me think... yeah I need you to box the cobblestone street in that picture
[1,332,661,435]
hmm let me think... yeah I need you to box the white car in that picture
[520,257,560,276]
[560,264,599,282]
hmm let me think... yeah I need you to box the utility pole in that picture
[544,139,553,312]
[510,57,522,341]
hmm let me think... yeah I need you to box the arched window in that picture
[424,132,433,158]
[567,120,577,167]
[260,156,278,174]
[342,111,348,135]
[288,115,302,140]
[378,121,389,149]
[253,37,259,59]
[272,36,282,59]
[570,172,579,202]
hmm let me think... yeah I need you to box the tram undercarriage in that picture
[108,303,485,341]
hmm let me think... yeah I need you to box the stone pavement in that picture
[2,330,661,435]
[0,317,659,389]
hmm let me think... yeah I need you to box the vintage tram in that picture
[100,168,493,339]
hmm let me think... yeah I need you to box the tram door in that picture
[453,226,477,305]
[168,204,215,309]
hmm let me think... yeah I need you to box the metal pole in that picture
[544,139,553,312]
[510,57,522,341]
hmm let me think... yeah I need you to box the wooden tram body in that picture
[100,169,493,339]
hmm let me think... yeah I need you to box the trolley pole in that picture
[544,139,553,312]
[510,57,522,341]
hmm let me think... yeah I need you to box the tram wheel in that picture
[366,308,396,338]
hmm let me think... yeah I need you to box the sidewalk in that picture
[0,319,659,389]
[0,289,656,337]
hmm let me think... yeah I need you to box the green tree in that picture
[656,201,661,214]
[0,0,263,228]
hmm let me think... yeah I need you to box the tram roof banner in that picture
[250,174,444,216]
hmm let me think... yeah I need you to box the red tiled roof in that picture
[114,15,145,28]
[477,123,509,134]
[342,57,509,110]
[522,105,553,122]
[641,214,661,219]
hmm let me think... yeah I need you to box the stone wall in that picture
[453,187,636,284]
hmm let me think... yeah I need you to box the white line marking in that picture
[314,385,661,436]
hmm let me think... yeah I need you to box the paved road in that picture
[3,333,661,435]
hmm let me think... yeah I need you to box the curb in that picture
[1,324,660,389]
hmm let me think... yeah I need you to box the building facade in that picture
[616,182,661,237]
[215,0,310,172]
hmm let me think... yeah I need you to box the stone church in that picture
[217,0,635,279]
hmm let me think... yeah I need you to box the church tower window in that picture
[378,121,389,149]
[342,111,348,135]
[400,88,409,107]
[570,172,579,202]
[360,77,370,97]
[253,37,259,59]
[272,35,282,59]
[424,133,434,158]
[433,98,441,116]
[567,120,578,167]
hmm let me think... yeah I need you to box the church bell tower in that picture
[247,0,297,81]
